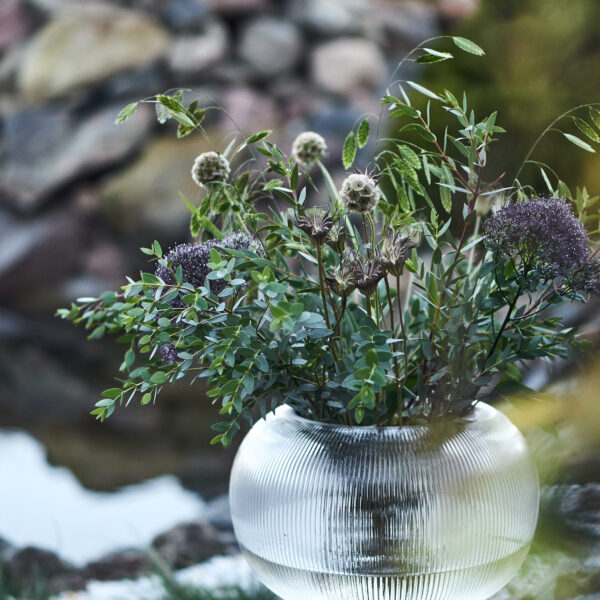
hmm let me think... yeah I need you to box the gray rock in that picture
[438,0,479,21]
[206,0,269,16]
[18,11,170,101]
[310,38,387,95]
[98,135,210,236]
[0,208,84,300]
[168,20,229,75]
[83,549,150,581]
[4,546,76,591]
[220,86,279,133]
[289,0,374,36]
[151,521,228,569]
[162,0,209,31]
[0,0,31,51]
[0,104,153,212]
[375,1,440,47]
[238,17,303,77]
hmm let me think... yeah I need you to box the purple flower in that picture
[566,257,600,294]
[483,197,590,281]
[155,232,262,307]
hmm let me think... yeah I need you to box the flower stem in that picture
[385,277,402,424]
[396,276,408,426]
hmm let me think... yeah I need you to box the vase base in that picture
[241,544,530,600]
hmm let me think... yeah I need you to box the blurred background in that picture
[0,0,599,598]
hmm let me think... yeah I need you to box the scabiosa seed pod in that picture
[325,223,347,254]
[483,197,590,281]
[378,226,418,277]
[339,173,381,214]
[191,151,231,188]
[296,208,334,242]
[291,131,327,165]
[326,258,356,299]
[155,232,262,307]
[349,250,385,296]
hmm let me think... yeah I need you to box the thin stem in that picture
[396,276,408,426]
[486,285,522,361]
[385,277,402,425]
[316,241,338,362]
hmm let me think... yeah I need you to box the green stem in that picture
[396,276,408,426]
[385,277,402,424]
[486,285,522,361]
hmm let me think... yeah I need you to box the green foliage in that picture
[58,37,598,445]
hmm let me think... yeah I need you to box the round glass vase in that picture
[229,403,539,600]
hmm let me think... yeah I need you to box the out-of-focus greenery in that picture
[422,0,600,193]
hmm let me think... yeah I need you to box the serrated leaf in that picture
[572,117,600,143]
[563,132,596,153]
[177,121,195,138]
[452,37,485,56]
[357,119,370,148]
[398,145,421,169]
[114,102,139,124]
[343,132,357,169]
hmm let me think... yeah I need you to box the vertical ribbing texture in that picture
[230,404,539,600]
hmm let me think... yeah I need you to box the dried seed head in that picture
[378,226,418,277]
[296,208,334,242]
[325,222,347,254]
[339,173,380,213]
[326,258,356,299]
[349,250,385,296]
[292,131,327,165]
[191,152,231,187]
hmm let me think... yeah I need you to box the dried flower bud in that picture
[349,250,385,296]
[191,152,231,187]
[325,223,346,254]
[292,131,327,165]
[326,259,356,299]
[296,208,334,242]
[378,226,417,277]
[339,173,380,214]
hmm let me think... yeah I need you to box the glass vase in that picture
[229,403,539,600]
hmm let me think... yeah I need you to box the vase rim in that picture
[269,401,499,431]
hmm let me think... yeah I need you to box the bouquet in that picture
[58,37,600,446]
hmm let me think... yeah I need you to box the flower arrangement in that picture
[58,38,600,446]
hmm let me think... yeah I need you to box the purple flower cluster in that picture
[156,232,261,307]
[483,197,591,281]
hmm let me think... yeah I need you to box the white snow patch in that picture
[52,554,258,600]
[0,429,206,565]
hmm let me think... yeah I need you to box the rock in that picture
[4,547,76,591]
[83,549,150,581]
[205,0,269,16]
[220,86,279,133]
[98,136,210,236]
[437,0,479,21]
[0,0,31,51]
[310,38,387,95]
[289,0,374,36]
[151,522,228,569]
[19,12,169,101]
[375,1,440,47]
[238,17,303,77]
[0,208,84,300]
[0,104,153,212]
[168,20,229,75]
[162,0,209,31]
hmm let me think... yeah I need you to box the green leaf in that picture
[357,119,370,148]
[589,107,600,130]
[245,130,272,144]
[563,132,596,153]
[343,132,357,169]
[263,179,284,191]
[102,388,123,400]
[141,392,152,406]
[150,372,168,385]
[191,210,224,239]
[406,81,442,101]
[114,102,139,124]
[415,48,453,63]
[572,117,600,143]
[452,37,485,56]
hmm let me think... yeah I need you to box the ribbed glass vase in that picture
[230,403,539,600]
